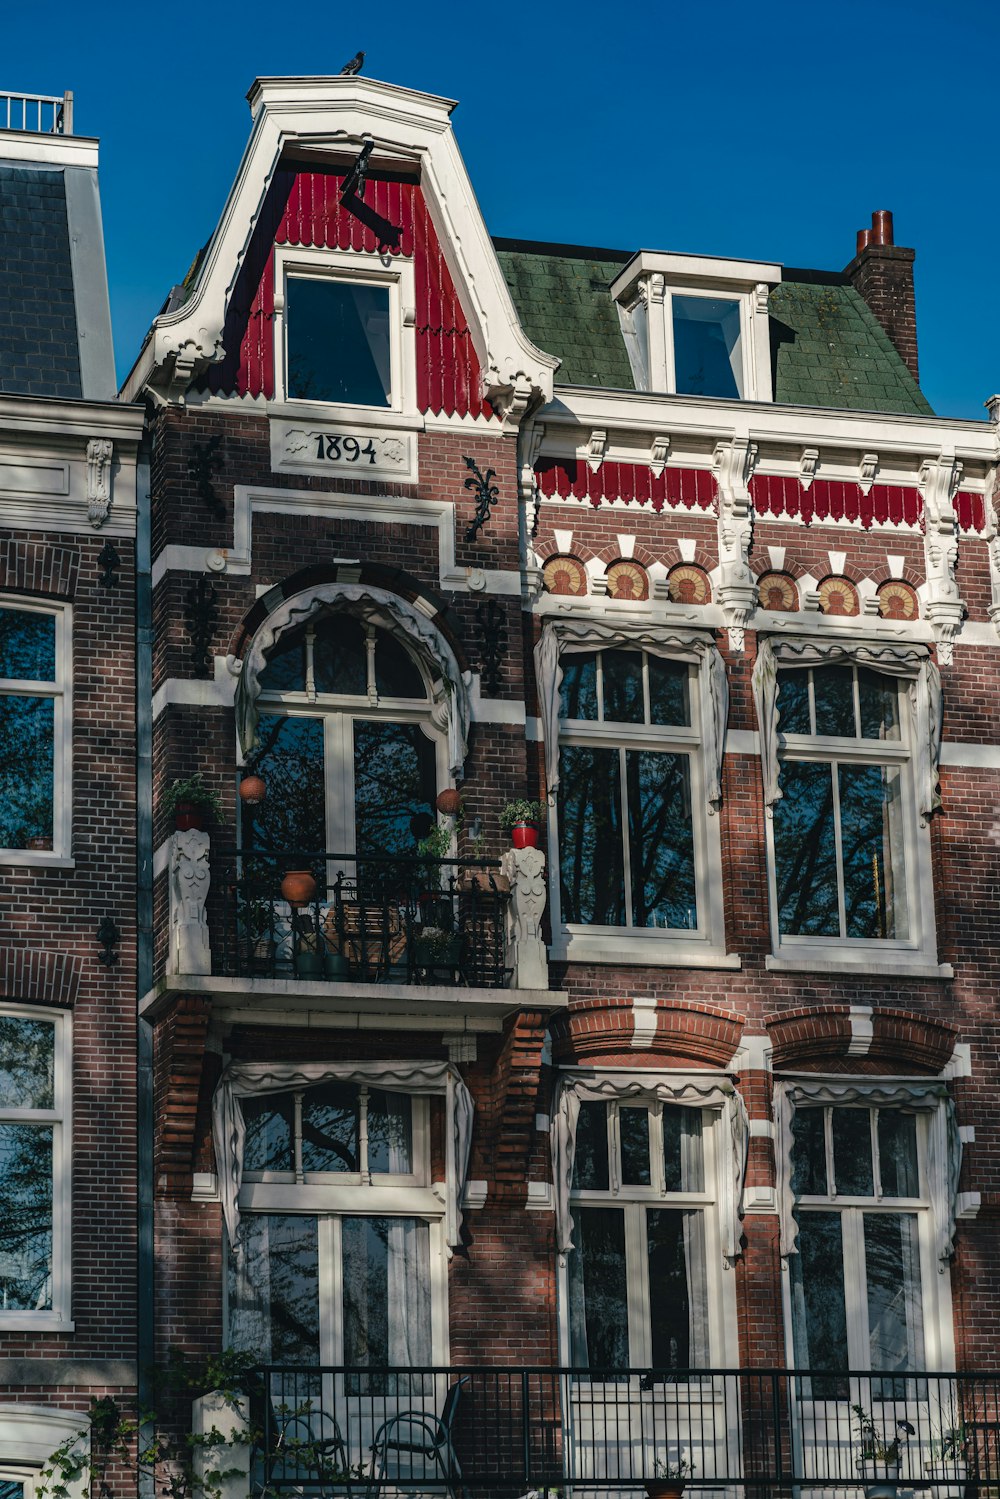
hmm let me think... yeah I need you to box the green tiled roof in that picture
[494,239,932,416]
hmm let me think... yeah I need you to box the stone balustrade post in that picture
[168,829,211,976]
[501,844,548,990]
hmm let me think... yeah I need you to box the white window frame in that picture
[610,254,777,402]
[561,1095,727,1370]
[0,1005,72,1331]
[272,245,417,420]
[0,1406,90,1499]
[548,648,730,968]
[765,662,937,972]
[228,1090,448,1365]
[0,601,72,868]
[250,621,448,858]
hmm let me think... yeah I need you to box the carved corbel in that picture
[86,438,113,528]
[919,451,965,665]
[168,829,211,976]
[984,467,1000,639]
[586,430,607,473]
[754,282,770,315]
[799,448,819,492]
[712,438,759,651]
[650,434,670,478]
[500,845,548,990]
[859,453,879,495]
[486,365,537,427]
[518,421,545,543]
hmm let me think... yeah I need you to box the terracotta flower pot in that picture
[238,774,267,806]
[645,1483,685,1499]
[281,869,317,906]
[174,802,206,832]
[436,788,463,816]
[511,821,539,849]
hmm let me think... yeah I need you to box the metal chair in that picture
[369,1376,467,1498]
[249,1385,351,1496]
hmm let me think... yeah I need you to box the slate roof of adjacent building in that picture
[493,238,933,416]
[0,164,83,398]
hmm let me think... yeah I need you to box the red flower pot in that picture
[511,821,539,850]
[281,869,318,907]
[174,802,206,832]
[436,788,463,817]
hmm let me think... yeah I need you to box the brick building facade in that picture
[0,93,143,1499]
[123,72,1000,1493]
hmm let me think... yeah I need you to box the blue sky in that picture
[5,0,997,418]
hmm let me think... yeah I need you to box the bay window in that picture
[0,1008,71,1327]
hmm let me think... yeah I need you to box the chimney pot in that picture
[871,210,894,247]
[857,228,873,255]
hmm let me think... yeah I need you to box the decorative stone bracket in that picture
[713,437,759,651]
[85,438,113,528]
[168,829,211,976]
[501,844,549,990]
[919,452,965,665]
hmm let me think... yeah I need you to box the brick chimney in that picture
[844,210,919,384]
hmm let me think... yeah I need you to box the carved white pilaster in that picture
[168,829,211,976]
[919,452,965,665]
[586,430,607,473]
[712,437,758,651]
[984,467,1000,639]
[86,438,113,528]
[649,434,670,478]
[859,453,878,495]
[500,845,548,991]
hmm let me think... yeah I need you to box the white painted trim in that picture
[847,1006,874,1056]
[748,1119,776,1139]
[0,1403,89,1480]
[525,1180,554,1212]
[630,994,658,1049]
[956,1191,981,1220]
[743,1184,777,1214]
[958,1125,976,1144]
[551,932,742,969]
[941,1042,972,1079]
[462,1180,488,1209]
[0,133,100,167]
[765,954,953,979]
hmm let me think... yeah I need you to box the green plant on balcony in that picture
[163,773,224,831]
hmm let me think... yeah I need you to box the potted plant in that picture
[645,1455,693,1499]
[163,772,224,832]
[413,925,463,972]
[500,798,547,850]
[237,885,275,975]
[292,918,323,979]
[852,1404,915,1498]
[925,1425,968,1486]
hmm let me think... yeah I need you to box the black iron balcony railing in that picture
[212,850,512,988]
[252,1365,1000,1492]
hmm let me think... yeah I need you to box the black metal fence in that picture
[253,1365,1000,1492]
[212,851,511,988]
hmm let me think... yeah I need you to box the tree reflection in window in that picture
[773,665,908,941]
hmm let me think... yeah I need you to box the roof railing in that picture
[0,90,74,136]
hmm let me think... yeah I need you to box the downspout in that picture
[135,427,154,1489]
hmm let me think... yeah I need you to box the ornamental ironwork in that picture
[97,915,121,968]
[98,539,121,589]
[463,456,500,543]
[184,575,219,678]
[188,434,225,521]
[474,599,508,696]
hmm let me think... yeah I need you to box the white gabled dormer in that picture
[610,251,781,403]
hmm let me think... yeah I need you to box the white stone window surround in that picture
[774,1075,961,1379]
[272,244,417,419]
[752,636,944,975]
[0,600,73,868]
[0,1406,89,1499]
[609,252,780,403]
[535,618,735,968]
[212,1059,474,1255]
[0,1005,73,1332]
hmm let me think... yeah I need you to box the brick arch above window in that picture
[551,998,743,1067]
[0,539,79,600]
[765,1004,957,1074]
[0,949,81,1008]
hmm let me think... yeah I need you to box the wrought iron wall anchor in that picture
[97,916,121,968]
[463,456,500,542]
[98,540,121,588]
[188,434,226,521]
[184,575,219,678]
[474,599,508,696]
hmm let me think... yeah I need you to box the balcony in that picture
[196,1366,1000,1495]
[165,840,551,1000]
[0,90,73,134]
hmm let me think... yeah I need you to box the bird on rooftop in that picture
[340,52,365,75]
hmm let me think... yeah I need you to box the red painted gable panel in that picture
[535,458,715,511]
[750,474,922,529]
[207,166,493,419]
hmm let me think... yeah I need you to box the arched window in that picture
[243,611,442,859]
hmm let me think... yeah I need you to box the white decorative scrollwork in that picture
[919,452,965,665]
[85,438,113,528]
[713,437,759,651]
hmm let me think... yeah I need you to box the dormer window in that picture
[611,251,780,402]
[273,245,416,415]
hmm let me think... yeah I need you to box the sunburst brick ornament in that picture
[543,556,587,596]
[667,565,711,605]
[757,572,798,612]
[606,560,649,600]
[818,576,859,615]
[877,580,919,620]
